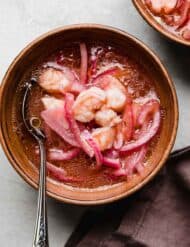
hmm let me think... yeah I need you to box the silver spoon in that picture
[22,79,49,247]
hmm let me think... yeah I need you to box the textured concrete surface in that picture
[0,0,189,246]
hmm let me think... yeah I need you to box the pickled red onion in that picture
[91,67,120,84]
[81,130,103,167]
[137,99,160,126]
[41,106,79,147]
[64,93,94,157]
[104,149,119,159]
[175,0,190,28]
[122,100,134,142]
[132,102,142,128]
[102,157,121,169]
[49,148,80,161]
[111,168,128,177]
[109,145,147,178]
[124,145,147,175]
[47,162,81,182]
[120,100,160,153]
[64,93,82,146]
[80,43,88,84]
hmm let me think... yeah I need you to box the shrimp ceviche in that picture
[19,41,161,188]
[144,0,190,41]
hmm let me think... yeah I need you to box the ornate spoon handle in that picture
[33,139,49,247]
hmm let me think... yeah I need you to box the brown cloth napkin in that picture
[66,146,190,247]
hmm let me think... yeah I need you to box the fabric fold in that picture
[66,147,190,247]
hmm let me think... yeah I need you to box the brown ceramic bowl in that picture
[133,0,190,46]
[0,24,178,205]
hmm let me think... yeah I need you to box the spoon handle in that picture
[33,140,49,247]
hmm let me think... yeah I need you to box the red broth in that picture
[143,0,190,41]
[15,41,161,189]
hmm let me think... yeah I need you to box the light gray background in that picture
[0,0,189,246]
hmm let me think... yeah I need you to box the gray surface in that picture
[0,0,189,246]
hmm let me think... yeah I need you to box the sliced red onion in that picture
[91,66,120,84]
[120,113,160,153]
[137,99,159,126]
[49,148,80,161]
[47,162,81,182]
[111,168,128,178]
[64,93,94,157]
[89,47,104,77]
[132,102,142,128]
[182,19,190,40]
[120,100,160,153]
[124,145,147,175]
[64,93,83,145]
[176,0,184,9]
[135,163,144,175]
[81,130,103,167]
[102,157,121,169]
[183,27,190,40]
[41,106,79,147]
[104,149,119,159]
[80,43,88,84]
[176,0,190,28]
[122,100,134,142]
[109,145,147,178]
[90,56,98,76]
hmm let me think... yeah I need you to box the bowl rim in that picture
[132,0,190,47]
[0,23,179,205]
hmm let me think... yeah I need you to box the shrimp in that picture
[41,96,65,110]
[145,0,178,15]
[38,67,84,94]
[92,127,116,151]
[97,75,127,112]
[106,88,127,112]
[73,87,106,123]
[95,108,121,127]
[38,68,71,93]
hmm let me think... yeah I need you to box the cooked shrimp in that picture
[38,68,71,93]
[92,127,116,151]
[97,75,127,112]
[41,96,64,110]
[145,0,178,15]
[73,87,106,123]
[106,88,127,112]
[95,108,121,127]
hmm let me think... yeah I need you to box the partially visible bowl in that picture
[0,24,178,205]
[133,0,190,46]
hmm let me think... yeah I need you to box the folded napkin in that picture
[66,146,190,247]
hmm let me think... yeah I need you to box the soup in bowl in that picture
[0,24,178,205]
[133,0,190,46]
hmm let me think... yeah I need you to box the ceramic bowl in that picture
[133,0,190,46]
[0,24,178,205]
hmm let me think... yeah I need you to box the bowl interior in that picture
[0,25,178,205]
[133,0,190,46]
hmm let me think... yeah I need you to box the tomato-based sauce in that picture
[15,41,161,189]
